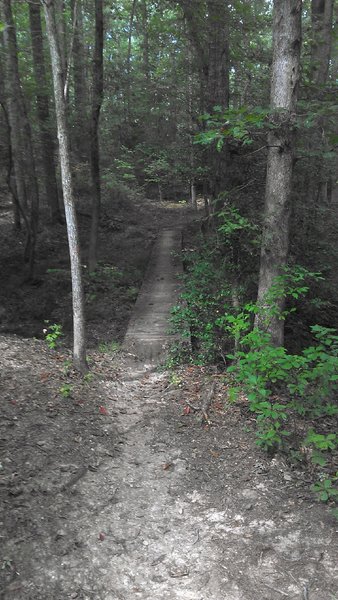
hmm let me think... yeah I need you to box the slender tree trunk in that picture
[311,0,334,85]
[29,2,60,224]
[71,0,89,159]
[1,0,39,278]
[54,0,67,88]
[206,0,229,111]
[255,0,302,346]
[179,0,230,201]
[190,180,197,210]
[42,0,88,373]
[123,0,136,122]
[88,0,104,273]
[0,46,20,229]
[140,0,150,82]
[207,0,230,201]
[0,99,21,230]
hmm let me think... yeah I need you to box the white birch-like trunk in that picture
[42,0,88,373]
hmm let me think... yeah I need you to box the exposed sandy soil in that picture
[1,197,338,599]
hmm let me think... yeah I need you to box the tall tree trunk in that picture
[88,0,104,273]
[123,0,136,122]
[0,100,21,230]
[0,44,20,229]
[71,0,89,159]
[55,0,67,89]
[29,2,60,224]
[255,0,302,346]
[311,0,334,85]
[206,0,229,111]
[1,0,40,278]
[304,0,334,241]
[206,0,230,201]
[140,0,150,82]
[178,0,230,201]
[42,0,88,373]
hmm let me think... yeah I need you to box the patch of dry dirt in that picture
[1,348,338,599]
[1,198,338,599]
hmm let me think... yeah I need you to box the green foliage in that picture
[98,340,120,354]
[85,262,123,298]
[169,372,183,387]
[174,262,338,461]
[43,322,63,349]
[83,372,95,384]
[196,106,270,150]
[226,300,338,455]
[170,246,234,363]
[59,384,73,398]
[217,205,257,237]
[312,474,338,503]
[170,206,258,364]
[144,153,171,185]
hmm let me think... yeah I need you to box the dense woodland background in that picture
[0,0,338,474]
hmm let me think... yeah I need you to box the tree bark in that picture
[178,0,230,201]
[1,0,40,277]
[206,0,229,111]
[29,1,60,224]
[255,0,302,346]
[88,0,104,273]
[54,0,67,90]
[0,43,20,229]
[42,0,88,373]
[140,0,150,82]
[311,0,334,85]
[71,0,89,159]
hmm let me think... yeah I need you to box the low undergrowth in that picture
[171,208,338,513]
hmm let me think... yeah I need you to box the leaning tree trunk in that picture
[255,0,302,347]
[1,0,39,278]
[88,0,104,273]
[29,2,60,224]
[42,0,88,373]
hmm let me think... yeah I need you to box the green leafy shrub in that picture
[170,206,258,364]
[312,474,338,503]
[43,321,63,349]
[225,304,338,456]
[170,246,234,363]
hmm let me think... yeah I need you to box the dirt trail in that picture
[1,214,338,599]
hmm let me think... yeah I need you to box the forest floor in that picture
[1,195,338,600]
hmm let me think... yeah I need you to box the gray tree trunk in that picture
[29,2,60,224]
[311,0,334,85]
[88,0,104,273]
[55,0,67,91]
[71,0,89,159]
[140,0,150,82]
[255,0,302,346]
[0,40,20,229]
[178,0,230,201]
[42,0,88,373]
[1,0,40,278]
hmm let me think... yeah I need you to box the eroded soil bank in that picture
[1,199,338,599]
